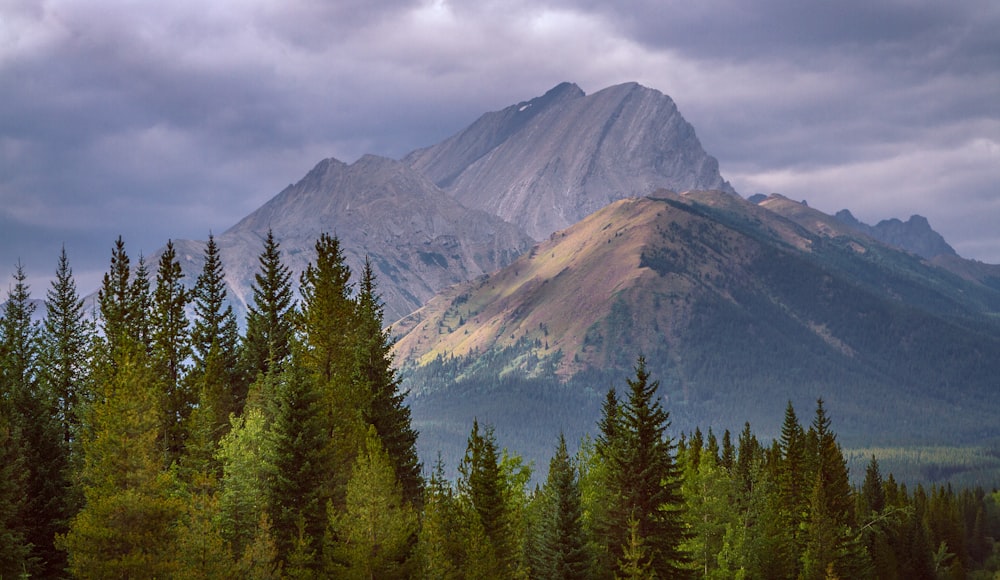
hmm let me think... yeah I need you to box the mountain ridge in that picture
[406,82,736,240]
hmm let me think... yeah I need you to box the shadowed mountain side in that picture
[395,191,1000,469]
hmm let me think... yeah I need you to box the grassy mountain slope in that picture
[396,191,1000,471]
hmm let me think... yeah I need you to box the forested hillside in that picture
[2,235,999,578]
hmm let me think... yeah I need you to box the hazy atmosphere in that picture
[3,0,999,293]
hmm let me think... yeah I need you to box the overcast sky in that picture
[2,0,999,295]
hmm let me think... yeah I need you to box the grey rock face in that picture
[174,155,533,323]
[406,82,736,240]
[835,209,956,259]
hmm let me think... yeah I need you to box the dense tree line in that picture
[1,235,999,578]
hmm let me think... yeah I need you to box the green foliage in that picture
[190,233,243,439]
[6,233,1000,579]
[152,239,194,465]
[325,426,418,578]
[217,406,277,557]
[538,433,592,579]
[356,257,424,507]
[243,229,296,380]
[60,341,184,577]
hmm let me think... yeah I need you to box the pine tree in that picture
[268,358,335,568]
[294,233,366,513]
[0,266,32,577]
[298,232,354,386]
[151,240,193,465]
[38,246,93,448]
[799,399,865,579]
[190,233,242,424]
[416,457,462,579]
[97,237,150,363]
[187,234,244,473]
[597,357,689,578]
[777,400,810,575]
[355,257,422,507]
[325,425,418,578]
[60,341,183,577]
[217,407,277,558]
[243,229,295,381]
[2,263,71,576]
[458,419,514,571]
[540,433,591,579]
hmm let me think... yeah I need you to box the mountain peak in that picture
[834,209,957,259]
[406,81,735,240]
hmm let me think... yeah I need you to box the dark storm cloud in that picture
[1,0,999,295]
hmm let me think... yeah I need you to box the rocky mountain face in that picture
[160,81,738,324]
[405,82,735,240]
[834,209,957,259]
[171,155,533,323]
[395,190,1000,467]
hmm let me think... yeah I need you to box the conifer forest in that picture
[1,232,999,579]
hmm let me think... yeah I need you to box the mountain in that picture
[405,82,735,240]
[395,190,1000,468]
[833,208,957,259]
[170,155,533,323]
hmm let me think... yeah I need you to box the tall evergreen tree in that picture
[0,263,34,576]
[60,341,183,577]
[458,419,513,572]
[539,433,591,579]
[38,246,93,448]
[294,233,368,512]
[2,263,71,576]
[298,232,354,386]
[243,229,295,381]
[268,357,335,569]
[325,425,419,578]
[777,399,810,576]
[799,399,865,579]
[355,257,422,507]
[190,233,242,427]
[151,240,193,465]
[595,357,689,578]
[97,237,149,363]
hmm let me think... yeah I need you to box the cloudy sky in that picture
[2,0,999,294]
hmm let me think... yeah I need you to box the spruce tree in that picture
[298,232,354,386]
[38,246,92,448]
[325,426,418,578]
[151,240,193,465]
[60,341,183,577]
[243,229,295,381]
[0,266,32,574]
[598,357,689,578]
[540,433,591,579]
[777,399,810,576]
[189,233,243,453]
[267,357,335,569]
[799,399,865,579]
[97,237,150,363]
[2,263,70,576]
[458,419,513,571]
[355,257,422,507]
